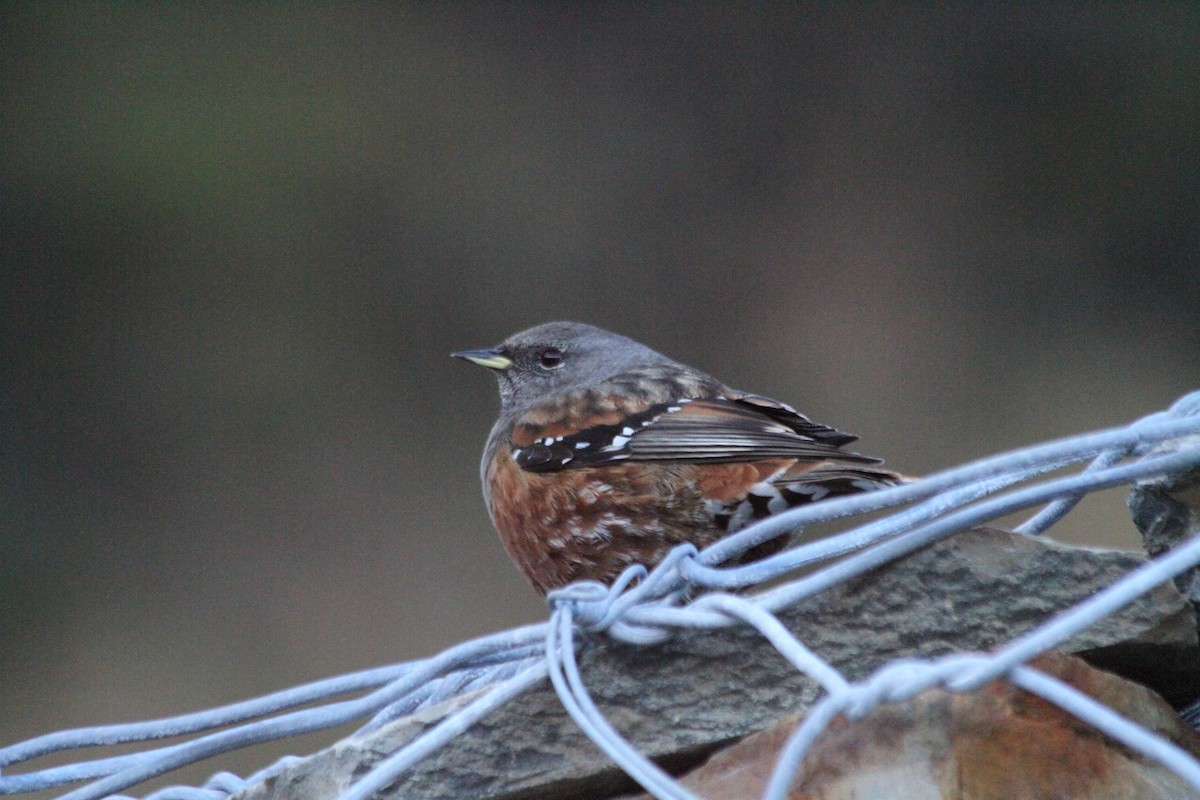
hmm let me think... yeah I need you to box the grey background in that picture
[3,4,1198,791]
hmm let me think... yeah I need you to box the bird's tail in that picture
[772,461,909,505]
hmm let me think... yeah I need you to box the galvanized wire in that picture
[2,390,1198,800]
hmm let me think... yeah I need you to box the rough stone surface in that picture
[1129,443,1200,601]
[1129,452,1200,726]
[631,652,1200,800]
[233,528,1196,800]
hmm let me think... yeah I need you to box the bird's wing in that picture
[513,396,881,472]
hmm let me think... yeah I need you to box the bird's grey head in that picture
[453,321,674,413]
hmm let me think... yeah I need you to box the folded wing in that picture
[513,395,882,472]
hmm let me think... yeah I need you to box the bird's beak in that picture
[451,348,513,370]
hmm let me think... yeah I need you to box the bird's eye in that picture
[538,347,564,369]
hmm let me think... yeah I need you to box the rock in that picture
[234,528,1196,800]
[1128,443,1200,729]
[1129,436,1200,600]
[636,652,1200,800]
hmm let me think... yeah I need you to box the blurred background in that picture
[2,3,1198,793]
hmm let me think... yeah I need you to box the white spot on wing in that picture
[724,500,754,531]
[750,481,788,515]
[791,483,826,498]
[575,441,590,449]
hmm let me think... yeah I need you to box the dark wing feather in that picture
[627,399,880,463]
[728,391,859,446]
[515,397,880,472]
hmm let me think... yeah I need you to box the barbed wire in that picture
[2,390,1199,800]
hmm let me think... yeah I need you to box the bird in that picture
[453,321,902,595]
